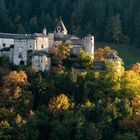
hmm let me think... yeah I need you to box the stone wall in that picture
[32,55,51,71]
[13,39,36,65]
[0,38,14,49]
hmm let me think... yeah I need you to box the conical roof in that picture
[54,18,68,34]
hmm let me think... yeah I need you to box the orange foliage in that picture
[94,47,117,61]
[48,94,69,114]
[3,71,29,89]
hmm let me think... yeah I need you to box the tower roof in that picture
[86,34,94,38]
[54,18,68,34]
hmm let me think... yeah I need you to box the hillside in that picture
[95,42,140,69]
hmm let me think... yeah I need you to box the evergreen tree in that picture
[113,14,123,47]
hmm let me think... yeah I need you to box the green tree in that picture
[113,14,123,47]
[114,133,138,140]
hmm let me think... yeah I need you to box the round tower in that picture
[83,34,94,59]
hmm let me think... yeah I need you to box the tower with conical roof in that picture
[43,26,47,35]
[54,18,68,38]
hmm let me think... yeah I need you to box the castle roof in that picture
[33,33,48,37]
[14,34,33,39]
[68,39,83,45]
[31,51,50,57]
[0,32,48,40]
[64,35,79,41]
[85,34,94,38]
[106,53,121,61]
[54,19,68,34]
[0,33,25,39]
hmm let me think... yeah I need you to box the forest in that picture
[0,0,140,47]
[0,45,140,140]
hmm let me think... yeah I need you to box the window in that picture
[41,44,44,49]
[3,43,6,47]
[30,46,32,48]
[18,52,22,58]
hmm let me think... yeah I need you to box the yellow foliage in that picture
[121,70,140,97]
[58,43,70,60]
[15,114,26,126]
[48,94,69,114]
[82,100,95,109]
[79,50,93,68]
[0,120,10,128]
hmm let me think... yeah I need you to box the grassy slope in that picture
[95,42,140,69]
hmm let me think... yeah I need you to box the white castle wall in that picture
[0,38,14,49]
[36,37,49,51]
[13,39,36,65]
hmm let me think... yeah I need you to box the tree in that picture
[17,24,26,33]
[85,123,102,140]
[78,50,93,69]
[113,14,123,47]
[29,16,39,33]
[131,63,140,74]
[3,71,29,90]
[121,70,140,98]
[122,114,140,137]
[48,94,69,115]
[114,133,138,140]
[49,43,70,69]
[21,0,33,21]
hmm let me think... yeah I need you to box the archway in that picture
[20,61,25,65]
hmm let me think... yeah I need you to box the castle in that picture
[0,19,121,72]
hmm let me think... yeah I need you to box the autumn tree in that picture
[49,44,70,70]
[48,94,69,115]
[121,70,140,98]
[78,50,93,69]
